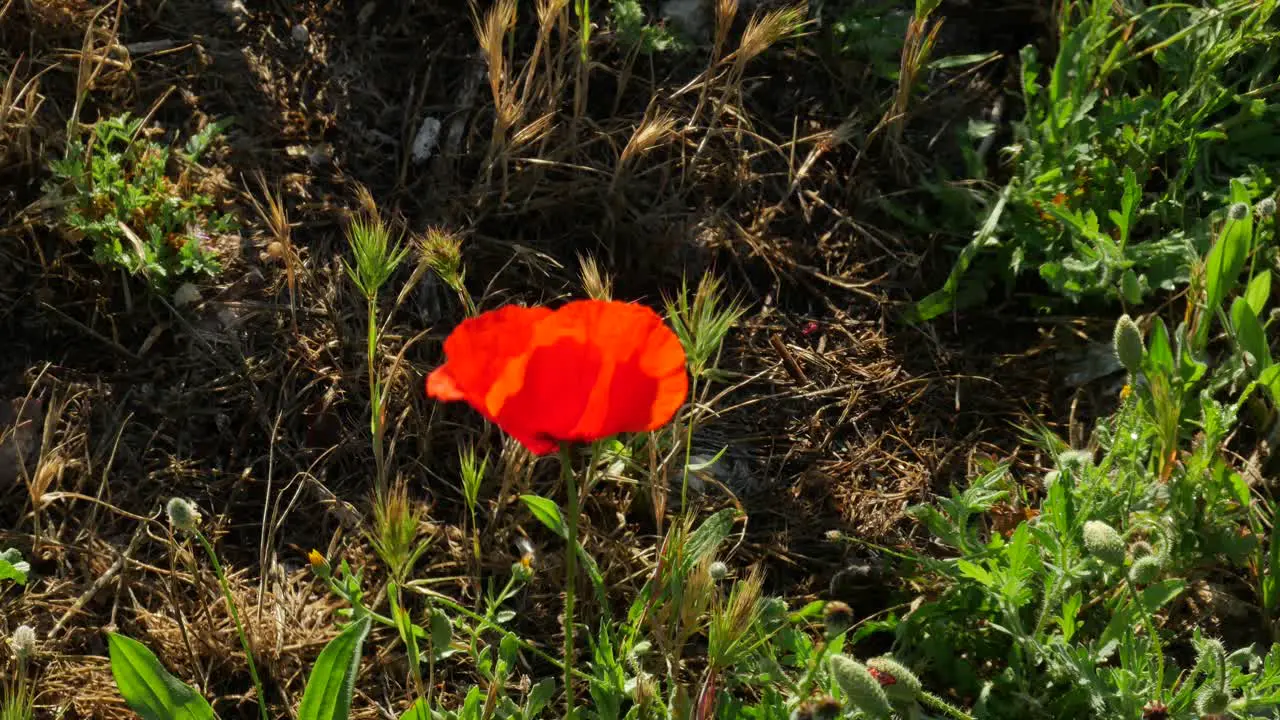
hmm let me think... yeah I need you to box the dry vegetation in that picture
[0,0,1104,717]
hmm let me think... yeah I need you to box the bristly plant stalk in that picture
[559,445,580,719]
[192,531,269,720]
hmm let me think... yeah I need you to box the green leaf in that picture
[519,494,609,609]
[107,633,215,720]
[1246,270,1271,316]
[909,184,1010,323]
[298,616,372,720]
[400,699,430,720]
[430,609,453,658]
[0,547,29,585]
[1146,318,1174,376]
[1231,297,1271,370]
[1138,579,1185,614]
[1203,185,1254,331]
[524,678,557,719]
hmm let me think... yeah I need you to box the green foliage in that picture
[0,548,29,586]
[921,0,1279,312]
[47,113,233,289]
[107,633,215,720]
[298,616,372,720]
[610,0,686,53]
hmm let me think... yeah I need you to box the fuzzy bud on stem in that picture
[1113,314,1145,374]
[166,497,202,533]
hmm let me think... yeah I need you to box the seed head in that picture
[1256,197,1276,218]
[1228,202,1250,221]
[166,497,202,533]
[1041,470,1060,492]
[1083,520,1125,566]
[1128,555,1162,585]
[866,656,923,703]
[709,561,729,581]
[1141,700,1168,720]
[829,655,892,718]
[420,227,464,290]
[9,624,36,661]
[1113,314,1145,374]
[823,600,854,637]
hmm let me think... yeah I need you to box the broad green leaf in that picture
[430,609,453,657]
[1146,317,1174,376]
[1231,297,1271,370]
[524,678,557,719]
[298,616,372,720]
[107,632,215,720]
[1138,579,1185,614]
[1246,270,1272,316]
[518,495,609,610]
[0,547,29,585]
[1203,186,1254,333]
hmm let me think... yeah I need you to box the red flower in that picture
[426,299,689,455]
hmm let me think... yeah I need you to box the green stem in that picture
[679,375,700,515]
[560,445,579,719]
[367,298,386,500]
[194,532,269,720]
[920,691,977,720]
[1128,581,1165,703]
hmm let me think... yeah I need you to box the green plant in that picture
[0,548,28,586]
[108,501,375,720]
[3,625,36,720]
[46,113,233,289]
[918,0,1279,316]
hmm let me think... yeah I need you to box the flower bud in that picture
[866,656,922,703]
[1256,197,1276,218]
[709,561,729,581]
[1128,540,1154,559]
[1083,520,1125,566]
[829,655,892,718]
[1041,470,1060,492]
[823,601,854,638]
[1228,202,1249,221]
[166,497,202,533]
[511,560,534,583]
[307,549,331,579]
[9,624,36,661]
[1195,686,1229,716]
[1113,314,1145,374]
[1128,555,1162,585]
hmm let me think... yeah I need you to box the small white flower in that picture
[10,624,36,660]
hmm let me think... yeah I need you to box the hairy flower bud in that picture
[1083,521,1125,566]
[866,656,923,703]
[1113,314,1145,374]
[9,624,36,661]
[709,561,729,581]
[829,655,892,718]
[1256,197,1276,218]
[812,696,842,720]
[1195,686,1229,716]
[1128,555,1163,585]
[166,497,202,533]
[1228,202,1249,221]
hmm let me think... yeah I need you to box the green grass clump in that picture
[46,113,234,290]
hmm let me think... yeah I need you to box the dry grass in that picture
[0,0,1056,716]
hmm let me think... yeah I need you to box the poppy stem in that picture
[559,445,579,719]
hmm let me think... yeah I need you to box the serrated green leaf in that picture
[298,616,372,720]
[107,632,215,720]
[0,547,29,585]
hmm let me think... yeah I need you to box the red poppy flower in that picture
[426,299,689,455]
